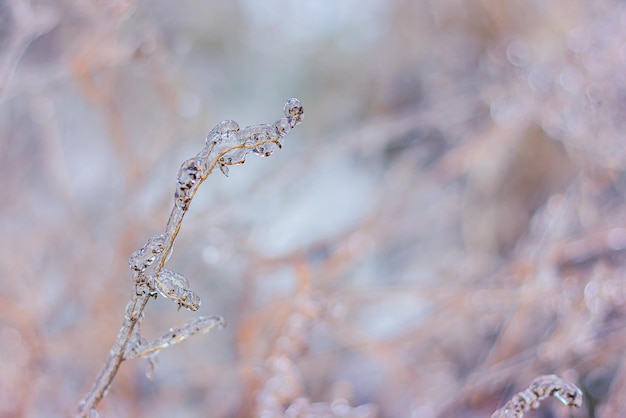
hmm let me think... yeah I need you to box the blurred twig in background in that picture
[491,375,582,418]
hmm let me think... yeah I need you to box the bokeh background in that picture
[2,0,626,416]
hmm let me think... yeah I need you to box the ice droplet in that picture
[145,234,166,256]
[243,124,281,156]
[284,98,304,127]
[179,290,201,311]
[251,127,270,142]
[129,248,147,272]
[218,120,240,135]
[219,163,230,177]
[242,125,271,146]
[274,117,291,136]
[177,157,203,188]
[253,141,277,157]
[145,353,158,380]
[175,157,204,209]
[154,269,189,300]
[128,235,166,272]
[206,119,240,146]
[220,147,248,165]
[153,270,201,311]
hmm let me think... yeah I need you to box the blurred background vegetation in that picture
[2,0,626,416]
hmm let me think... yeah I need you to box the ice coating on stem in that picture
[145,354,158,380]
[175,157,204,210]
[125,316,226,360]
[153,269,201,311]
[219,146,248,166]
[491,375,583,418]
[76,99,302,417]
[123,332,148,360]
[205,119,240,146]
[274,117,291,137]
[252,141,277,157]
[125,300,145,322]
[128,234,166,273]
[284,98,304,127]
[247,124,278,157]
[212,98,305,174]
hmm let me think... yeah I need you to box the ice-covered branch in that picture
[124,315,226,361]
[491,374,583,418]
[76,99,304,417]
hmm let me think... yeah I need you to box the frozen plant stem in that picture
[76,99,304,417]
[491,374,583,418]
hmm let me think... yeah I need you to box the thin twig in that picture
[0,0,58,100]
